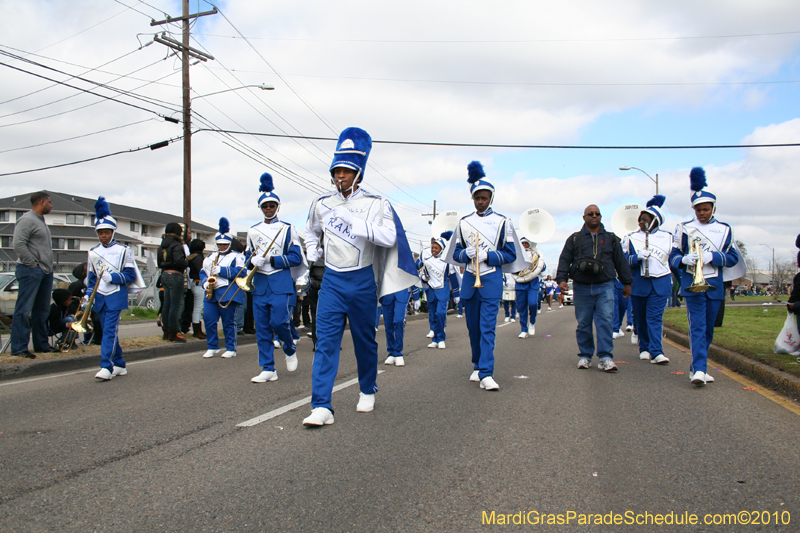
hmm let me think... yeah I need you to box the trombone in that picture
[60,266,104,352]
[471,232,483,288]
[219,225,286,308]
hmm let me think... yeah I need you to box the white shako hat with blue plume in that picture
[642,194,666,228]
[94,197,117,236]
[690,167,716,208]
[467,161,495,204]
[215,217,233,245]
[330,127,372,182]
[435,231,453,251]
[257,172,280,207]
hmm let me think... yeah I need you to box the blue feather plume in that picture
[440,230,453,241]
[218,217,229,234]
[94,196,111,219]
[689,167,706,192]
[467,161,485,184]
[646,194,666,208]
[259,172,274,193]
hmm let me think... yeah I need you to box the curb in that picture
[663,326,800,401]
[0,309,441,382]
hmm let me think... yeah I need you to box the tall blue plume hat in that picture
[689,167,716,208]
[642,194,666,228]
[257,172,281,207]
[330,127,372,182]
[435,230,453,251]
[215,217,233,245]
[467,161,495,204]
[94,197,117,235]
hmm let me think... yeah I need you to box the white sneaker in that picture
[631,334,638,344]
[356,392,375,412]
[221,351,237,359]
[111,366,127,377]
[538,309,542,314]
[384,356,396,365]
[626,325,633,331]
[273,339,281,348]
[639,350,651,360]
[203,349,219,358]
[251,370,278,383]
[95,368,113,380]
[437,341,446,349]
[480,376,499,390]
[456,314,463,318]
[547,307,552,312]
[470,370,480,382]
[394,356,405,366]
[303,407,334,426]
[651,354,669,364]
[297,324,305,330]
[504,317,510,323]
[427,341,438,348]
[612,332,622,339]
[510,318,516,322]
[529,324,535,336]
[599,360,618,372]
[691,371,707,385]
[618,329,625,336]
[559,304,563,309]
[426,330,435,338]
[285,354,298,371]
[704,372,715,383]
[518,331,528,339]
[577,358,591,369]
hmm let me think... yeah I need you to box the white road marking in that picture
[236,370,386,427]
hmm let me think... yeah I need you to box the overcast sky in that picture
[1,0,799,272]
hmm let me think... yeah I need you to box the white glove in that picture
[81,295,89,308]
[638,250,651,260]
[465,247,477,259]
[702,251,713,263]
[414,300,420,311]
[454,297,460,305]
[210,265,221,276]
[306,247,321,264]
[681,252,699,266]
[477,250,488,263]
[101,271,113,283]
[250,254,267,268]
[202,281,209,291]
[331,206,354,226]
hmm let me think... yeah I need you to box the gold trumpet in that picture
[471,232,483,288]
[60,266,105,352]
[219,225,286,308]
[686,240,715,293]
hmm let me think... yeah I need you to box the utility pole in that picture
[421,200,437,224]
[152,2,217,239]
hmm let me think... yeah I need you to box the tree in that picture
[773,255,797,294]
[736,240,748,259]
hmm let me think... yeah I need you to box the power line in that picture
[30,8,130,55]
[0,118,157,154]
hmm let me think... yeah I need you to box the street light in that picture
[619,166,659,194]
[192,84,274,101]
[760,243,776,294]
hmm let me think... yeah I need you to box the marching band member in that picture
[200,218,245,359]
[302,127,418,426]
[421,239,436,339]
[622,195,672,364]
[381,288,410,366]
[512,238,544,338]
[444,161,528,391]
[417,231,460,349]
[543,276,557,311]
[87,197,144,380]
[669,168,740,385]
[248,173,307,384]
[502,274,517,323]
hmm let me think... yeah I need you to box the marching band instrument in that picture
[205,253,220,300]
[471,232,483,288]
[644,231,650,278]
[514,248,542,283]
[609,203,643,236]
[430,210,461,239]
[219,225,286,308]
[518,208,555,246]
[686,240,714,293]
[60,266,105,353]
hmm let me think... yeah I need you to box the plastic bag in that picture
[773,312,800,354]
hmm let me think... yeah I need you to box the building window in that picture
[140,245,146,256]
[16,211,26,221]
[66,214,85,225]
[141,224,148,236]
[52,238,66,250]
[1,236,12,248]
[0,211,9,222]
[67,239,80,250]
[130,222,139,232]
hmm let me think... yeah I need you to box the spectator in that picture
[68,263,102,345]
[185,239,206,339]
[157,222,188,343]
[11,191,55,358]
[787,234,800,340]
[48,288,75,347]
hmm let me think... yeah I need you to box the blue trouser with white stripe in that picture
[204,300,238,352]
[427,289,448,343]
[516,287,538,333]
[631,292,668,358]
[464,292,499,379]
[382,297,406,356]
[95,300,123,371]
[503,300,516,318]
[685,293,721,374]
[312,268,379,412]
[253,289,295,372]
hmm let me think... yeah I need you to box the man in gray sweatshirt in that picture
[11,191,55,358]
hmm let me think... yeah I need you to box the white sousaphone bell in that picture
[515,207,555,282]
[430,210,461,239]
[609,203,643,236]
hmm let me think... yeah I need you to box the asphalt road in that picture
[1,306,799,532]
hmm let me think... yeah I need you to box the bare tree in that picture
[773,254,798,294]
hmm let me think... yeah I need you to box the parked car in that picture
[562,281,574,305]
[0,272,75,316]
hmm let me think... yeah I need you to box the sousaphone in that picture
[515,207,554,282]
[609,203,643,236]
[430,210,461,240]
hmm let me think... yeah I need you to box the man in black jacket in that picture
[557,204,633,372]
[157,222,188,343]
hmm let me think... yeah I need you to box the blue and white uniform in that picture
[417,246,460,344]
[200,246,245,354]
[381,288,410,358]
[511,243,544,335]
